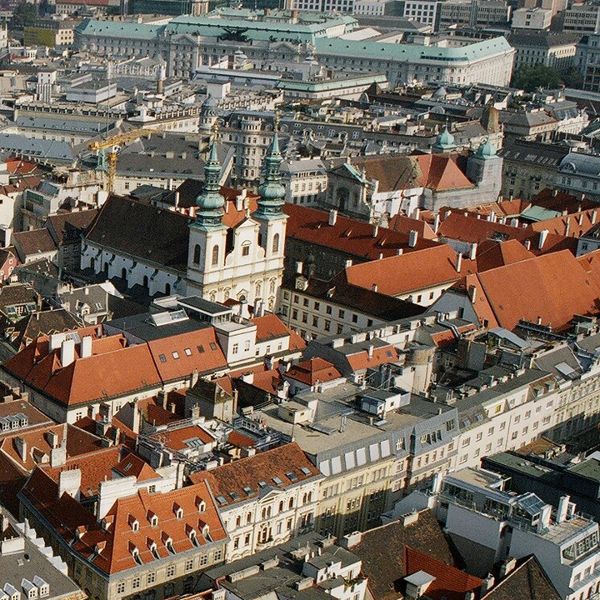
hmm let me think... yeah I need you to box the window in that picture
[339,309,345,318]
[166,564,176,578]
[232,343,239,354]
[242,242,250,256]
[193,244,201,264]
[172,351,179,360]
[185,559,194,572]
[211,245,219,266]
[184,347,192,356]
[117,583,125,594]
[159,353,167,363]
[132,577,140,590]
[272,233,280,253]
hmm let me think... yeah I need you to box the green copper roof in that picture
[256,133,286,220]
[475,140,497,159]
[194,142,225,229]
[433,126,455,151]
[314,36,513,64]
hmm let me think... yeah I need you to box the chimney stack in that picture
[372,224,379,238]
[328,209,338,226]
[538,229,549,250]
[14,437,27,462]
[80,336,92,359]
[408,230,418,248]
[433,214,440,233]
[455,253,462,273]
[557,495,570,523]
[469,243,477,260]
[524,239,531,250]
[61,339,75,367]
[468,284,477,303]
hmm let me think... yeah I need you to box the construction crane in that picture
[88,128,161,194]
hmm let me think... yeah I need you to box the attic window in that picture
[258,480,267,487]
[216,495,227,506]
[209,342,218,351]
[286,471,298,482]
[130,518,139,532]
[159,354,167,363]
[184,348,192,356]
[175,506,183,520]
[165,538,175,554]
[149,513,158,527]
[197,345,205,353]
[300,467,311,475]
[131,547,142,565]
[189,529,199,546]
[172,351,180,360]
[150,542,160,560]
[243,486,252,495]
[197,499,206,513]
[272,476,283,485]
[202,523,211,541]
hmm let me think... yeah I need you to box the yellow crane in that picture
[88,128,161,194]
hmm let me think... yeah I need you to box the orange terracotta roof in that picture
[0,423,103,474]
[21,468,226,575]
[528,208,600,238]
[249,369,283,395]
[346,344,400,372]
[285,358,342,386]
[191,442,320,505]
[113,452,160,482]
[344,244,471,297]
[404,546,482,600]
[147,328,227,382]
[284,204,441,260]
[467,250,600,331]
[148,424,215,451]
[227,430,255,449]
[387,215,437,240]
[252,314,293,343]
[414,154,475,192]
[475,239,535,272]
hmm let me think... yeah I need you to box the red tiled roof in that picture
[0,423,103,474]
[147,328,227,382]
[191,442,320,504]
[148,424,215,451]
[344,244,470,297]
[346,344,400,372]
[285,358,342,386]
[113,452,160,482]
[475,239,535,273]
[21,468,226,575]
[252,314,292,343]
[404,546,483,600]
[283,204,440,260]
[465,250,600,330]
[414,154,475,192]
[529,208,600,238]
[387,214,437,240]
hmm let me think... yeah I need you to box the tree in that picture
[512,65,562,92]
[10,1,38,30]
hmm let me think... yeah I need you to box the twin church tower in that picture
[186,133,287,312]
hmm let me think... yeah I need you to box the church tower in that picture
[186,142,227,297]
[253,131,288,311]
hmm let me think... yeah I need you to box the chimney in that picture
[372,224,379,238]
[538,229,549,250]
[408,230,418,248]
[499,558,517,579]
[61,339,75,367]
[372,283,378,292]
[80,336,92,359]
[565,219,571,237]
[469,243,477,260]
[480,574,495,594]
[58,469,81,500]
[368,345,374,359]
[14,437,27,462]
[45,430,58,449]
[328,209,338,226]
[557,495,570,523]
[593,211,598,225]
[296,261,304,275]
[510,218,519,227]
[345,259,353,268]
[468,285,477,303]
[433,214,440,233]
[48,334,62,352]
[455,253,462,273]
[524,239,531,250]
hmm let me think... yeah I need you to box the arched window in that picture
[272,233,280,254]
[211,245,219,266]
[193,244,201,264]
[255,282,262,298]
[165,283,171,295]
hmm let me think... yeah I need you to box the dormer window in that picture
[174,504,183,520]
[148,511,158,527]
[128,516,139,532]
[149,541,160,560]
[165,537,175,554]
[189,529,199,547]
[201,523,211,541]
[197,499,206,513]
[131,546,142,565]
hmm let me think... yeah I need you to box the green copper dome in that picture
[475,139,496,160]
[433,126,456,152]
[256,133,286,219]
[194,142,225,228]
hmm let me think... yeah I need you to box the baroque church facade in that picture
[81,135,287,310]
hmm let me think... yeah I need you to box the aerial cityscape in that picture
[0,0,596,599]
